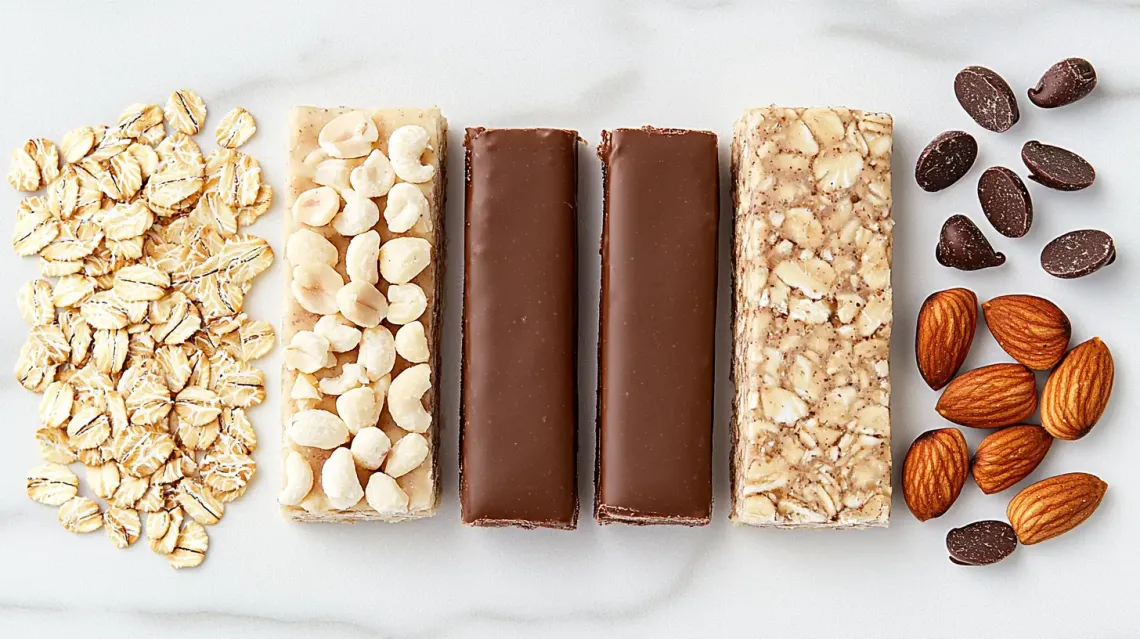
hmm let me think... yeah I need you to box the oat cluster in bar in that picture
[280,107,445,522]
[730,107,894,528]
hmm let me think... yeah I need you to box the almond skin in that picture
[972,425,1053,494]
[936,363,1037,428]
[1041,337,1114,440]
[916,288,977,390]
[1007,472,1107,544]
[983,294,1071,369]
[903,428,969,521]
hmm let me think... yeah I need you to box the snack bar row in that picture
[282,106,894,529]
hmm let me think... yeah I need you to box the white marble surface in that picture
[2,1,1139,637]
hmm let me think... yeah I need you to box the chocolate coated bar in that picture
[595,127,719,525]
[461,128,579,529]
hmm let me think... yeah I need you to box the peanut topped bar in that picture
[280,106,445,522]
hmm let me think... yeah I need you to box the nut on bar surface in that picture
[730,107,893,528]
[460,128,579,529]
[281,107,445,522]
[595,126,719,526]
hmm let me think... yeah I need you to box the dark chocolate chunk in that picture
[936,214,1006,271]
[1029,58,1097,108]
[946,520,1018,566]
[915,131,978,192]
[955,66,1020,133]
[1021,141,1095,191]
[978,167,1033,238]
[461,128,580,529]
[1041,229,1116,279]
[596,127,719,526]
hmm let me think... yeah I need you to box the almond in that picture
[903,428,969,522]
[1040,337,1113,440]
[982,294,1071,370]
[972,424,1052,494]
[1007,472,1107,544]
[915,288,977,390]
[936,363,1037,428]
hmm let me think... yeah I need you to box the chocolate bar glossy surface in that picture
[596,127,719,525]
[461,128,579,528]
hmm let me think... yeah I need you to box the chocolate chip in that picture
[915,131,978,192]
[1021,141,1095,191]
[936,214,1006,271]
[955,66,1020,133]
[1041,229,1116,279]
[1029,58,1097,108]
[978,167,1033,238]
[946,520,1018,566]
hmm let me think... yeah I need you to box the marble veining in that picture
[1,1,1139,637]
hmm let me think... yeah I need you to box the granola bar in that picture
[730,107,893,528]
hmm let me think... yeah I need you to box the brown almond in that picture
[972,425,1053,494]
[903,428,969,522]
[982,294,1071,369]
[916,288,977,390]
[1040,337,1114,440]
[1007,472,1107,544]
[936,363,1037,428]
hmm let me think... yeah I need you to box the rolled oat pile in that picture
[11,90,274,569]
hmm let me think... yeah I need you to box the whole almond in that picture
[972,424,1053,494]
[903,428,969,522]
[936,363,1037,428]
[916,288,977,390]
[1041,337,1113,440]
[1007,472,1107,544]
[983,294,1071,369]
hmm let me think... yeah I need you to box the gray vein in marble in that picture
[406,545,709,639]
[210,55,376,102]
[0,602,388,639]
[654,0,735,10]
[212,36,397,103]
[821,24,959,62]
[1065,0,1140,9]
[497,70,643,124]
[601,1,651,42]
[0,542,710,639]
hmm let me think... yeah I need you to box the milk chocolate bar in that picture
[461,128,579,529]
[595,127,719,525]
[281,107,445,522]
[730,107,893,528]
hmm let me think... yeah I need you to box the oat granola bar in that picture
[730,107,893,528]
[281,106,445,522]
